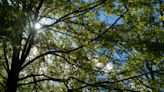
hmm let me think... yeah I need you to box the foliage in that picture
[0,0,163,92]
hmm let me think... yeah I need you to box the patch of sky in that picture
[161,53,164,56]
[97,73,109,81]
[112,52,128,61]
[40,18,56,25]
[98,1,124,25]
[92,46,128,70]
[113,1,121,10]
[98,11,124,25]
[154,12,162,23]
[83,0,94,3]
[96,47,110,55]
[0,0,11,5]
[110,46,129,66]
[7,0,12,5]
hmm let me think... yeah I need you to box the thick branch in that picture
[20,29,35,66]
[19,0,44,67]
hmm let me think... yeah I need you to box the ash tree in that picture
[0,0,163,92]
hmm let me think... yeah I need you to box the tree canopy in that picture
[0,0,163,92]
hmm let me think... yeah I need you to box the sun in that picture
[35,23,42,29]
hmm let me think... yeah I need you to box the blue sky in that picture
[98,11,124,25]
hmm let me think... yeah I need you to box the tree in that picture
[0,0,163,92]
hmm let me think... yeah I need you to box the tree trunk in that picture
[6,71,19,92]
[6,61,20,92]
[5,29,35,92]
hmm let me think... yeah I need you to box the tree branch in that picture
[18,78,64,86]
[18,73,66,86]
[3,44,9,72]
[42,0,106,28]
[91,5,129,41]
[20,0,44,67]
[21,46,83,70]
[19,29,35,66]
[34,0,44,22]
[20,6,128,71]
[66,68,164,91]
[19,74,45,81]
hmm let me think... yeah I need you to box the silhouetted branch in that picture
[21,6,129,70]
[19,74,45,81]
[18,73,65,86]
[67,68,164,91]
[21,46,83,70]
[42,0,106,28]
[18,78,64,86]
[3,44,9,72]
[34,0,44,21]
[91,6,129,41]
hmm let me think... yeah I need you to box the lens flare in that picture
[35,23,42,29]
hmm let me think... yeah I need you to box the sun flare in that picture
[35,23,42,29]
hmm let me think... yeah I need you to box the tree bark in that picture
[6,60,20,92]
[7,71,19,92]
